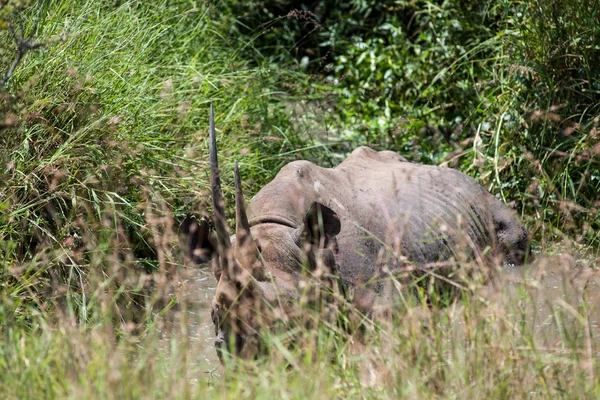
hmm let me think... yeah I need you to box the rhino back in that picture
[331,148,496,273]
[248,147,497,269]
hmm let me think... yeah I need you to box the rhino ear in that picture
[179,216,216,265]
[302,202,341,248]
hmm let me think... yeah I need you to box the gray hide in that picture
[242,147,528,307]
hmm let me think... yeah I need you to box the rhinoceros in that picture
[180,105,529,359]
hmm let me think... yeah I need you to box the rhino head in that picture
[180,105,341,361]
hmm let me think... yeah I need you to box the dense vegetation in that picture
[1,0,599,398]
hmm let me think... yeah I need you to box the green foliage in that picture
[504,0,600,244]
[227,0,600,246]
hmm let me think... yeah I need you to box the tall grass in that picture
[1,252,599,398]
[1,0,599,398]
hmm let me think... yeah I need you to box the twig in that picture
[0,18,45,88]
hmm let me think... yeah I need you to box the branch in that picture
[0,16,45,88]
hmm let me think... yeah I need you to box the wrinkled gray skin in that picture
[244,147,527,305]
[181,133,529,361]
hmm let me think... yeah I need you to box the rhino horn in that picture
[234,161,264,277]
[209,104,233,276]
[234,161,253,246]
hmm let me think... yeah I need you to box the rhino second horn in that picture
[209,104,234,279]
[234,161,253,246]
[234,161,263,277]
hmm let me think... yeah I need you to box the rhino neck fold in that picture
[249,215,298,229]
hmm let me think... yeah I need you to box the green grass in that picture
[1,0,600,398]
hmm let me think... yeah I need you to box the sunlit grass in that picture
[1,246,599,398]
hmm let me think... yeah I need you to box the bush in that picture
[224,0,600,248]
